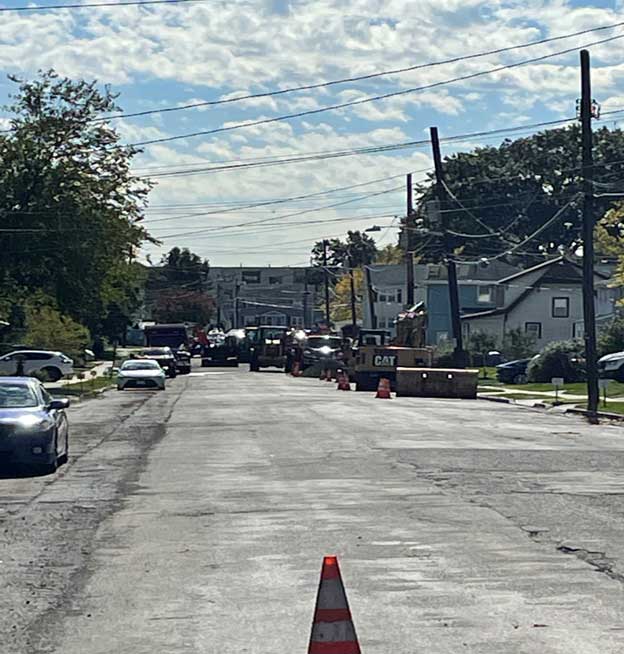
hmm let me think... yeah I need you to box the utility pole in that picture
[430,126,466,368]
[405,173,415,308]
[234,281,241,329]
[216,280,221,327]
[322,239,331,324]
[302,269,310,329]
[348,255,357,327]
[580,49,599,420]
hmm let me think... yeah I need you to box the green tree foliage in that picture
[22,303,90,360]
[415,126,624,261]
[375,244,403,264]
[311,231,378,267]
[501,327,537,360]
[597,317,624,357]
[330,270,362,322]
[527,340,585,383]
[0,71,152,336]
[161,247,209,291]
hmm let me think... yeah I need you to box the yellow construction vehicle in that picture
[352,302,433,391]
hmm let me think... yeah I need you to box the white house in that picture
[461,257,620,347]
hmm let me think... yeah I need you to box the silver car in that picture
[0,378,70,473]
[117,359,166,391]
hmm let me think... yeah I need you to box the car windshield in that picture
[0,384,39,408]
[261,329,286,340]
[122,361,160,371]
[307,337,342,349]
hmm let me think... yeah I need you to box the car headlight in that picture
[16,415,54,430]
[319,346,332,355]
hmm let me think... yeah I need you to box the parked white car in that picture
[0,350,74,382]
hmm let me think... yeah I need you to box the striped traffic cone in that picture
[308,556,361,654]
[375,377,391,399]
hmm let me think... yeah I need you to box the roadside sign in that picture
[551,377,564,405]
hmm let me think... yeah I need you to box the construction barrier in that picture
[308,556,361,654]
[396,367,479,399]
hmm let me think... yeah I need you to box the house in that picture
[207,266,323,329]
[461,257,619,347]
[363,260,520,345]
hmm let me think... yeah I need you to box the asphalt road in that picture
[2,365,624,653]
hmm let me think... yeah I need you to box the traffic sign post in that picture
[551,377,564,405]
[598,378,611,408]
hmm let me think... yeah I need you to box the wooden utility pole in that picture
[322,239,331,324]
[405,173,415,307]
[349,255,357,327]
[580,49,599,419]
[430,126,466,367]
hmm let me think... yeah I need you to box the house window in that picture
[268,276,281,285]
[242,270,261,284]
[525,322,542,339]
[396,289,402,304]
[573,322,584,338]
[478,286,492,303]
[552,297,570,318]
[379,294,387,302]
[291,316,303,328]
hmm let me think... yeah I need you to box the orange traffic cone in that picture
[291,361,301,377]
[375,377,392,399]
[308,556,361,654]
[337,370,351,391]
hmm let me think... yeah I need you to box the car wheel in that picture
[57,431,69,466]
[117,385,124,391]
[41,367,62,383]
[513,373,528,384]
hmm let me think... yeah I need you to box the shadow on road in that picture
[0,463,53,479]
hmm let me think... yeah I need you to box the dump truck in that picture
[352,303,433,391]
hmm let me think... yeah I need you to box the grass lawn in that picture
[53,375,115,397]
[506,380,624,398]
[594,402,624,415]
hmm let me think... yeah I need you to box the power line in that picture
[130,33,624,147]
[0,0,209,11]
[97,19,624,123]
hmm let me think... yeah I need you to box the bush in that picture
[434,340,455,368]
[22,304,90,362]
[465,331,497,366]
[598,317,624,358]
[502,327,537,360]
[527,340,585,383]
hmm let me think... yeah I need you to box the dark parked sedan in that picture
[496,358,531,384]
[0,378,69,473]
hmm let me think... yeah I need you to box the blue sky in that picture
[0,0,623,265]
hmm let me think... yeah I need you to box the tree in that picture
[375,244,403,264]
[161,247,209,291]
[153,289,214,325]
[0,71,153,336]
[414,125,624,262]
[502,328,537,360]
[330,270,363,322]
[311,231,378,267]
[22,303,90,361]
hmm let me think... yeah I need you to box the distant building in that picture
[207,266,324,329]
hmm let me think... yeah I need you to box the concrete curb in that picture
[566,407,624,422]
[478,394,512,404]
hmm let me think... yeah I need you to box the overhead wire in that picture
[94,18,624,123]
[130,32,624,147]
